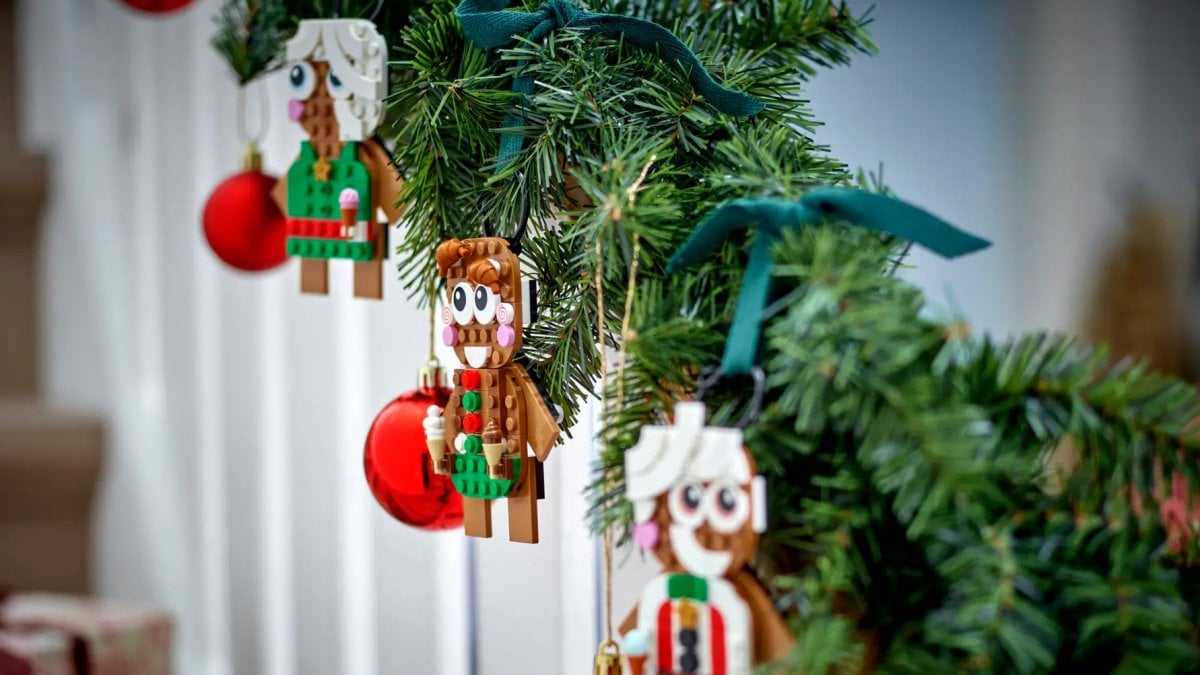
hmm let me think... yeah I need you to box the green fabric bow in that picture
[456,0,764,170]
[667,188,992,376]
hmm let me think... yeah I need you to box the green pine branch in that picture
[211,0,291,85]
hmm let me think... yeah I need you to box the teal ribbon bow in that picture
[456,0,765,170]
[667,188,992,376]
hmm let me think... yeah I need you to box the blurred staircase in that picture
[0,0,104,595]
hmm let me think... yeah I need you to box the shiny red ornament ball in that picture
[116,0,195,14]
[202,170,288,272]
[364,387,464,531]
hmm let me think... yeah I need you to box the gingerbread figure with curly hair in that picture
[425,237,560,543]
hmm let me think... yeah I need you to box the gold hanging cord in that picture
[593,156,655,674]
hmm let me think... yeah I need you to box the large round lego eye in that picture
[704,482,749,534]
[326,68,349,100]
[473,285,497,325]
[668,482,705,529]
[451,283,473,325]
[287,61,316,99]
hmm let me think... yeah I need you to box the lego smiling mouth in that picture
[670,525,732,577]
[464,346,492,368]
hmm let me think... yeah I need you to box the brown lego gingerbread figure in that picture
[271,18,403,299]
[424,236,561,543]
[619,402,794,675]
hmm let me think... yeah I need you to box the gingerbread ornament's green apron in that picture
[285,141,377,262]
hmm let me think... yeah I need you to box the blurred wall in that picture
[807,0,1024,337]
[1016,0,1200,338]
[809,0,1200,341]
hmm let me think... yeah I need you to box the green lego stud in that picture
[462,391,482,413]
[463,435,482,455]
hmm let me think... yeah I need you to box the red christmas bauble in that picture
[117,0,195,14]
[364,387,464,531]
[202,170,288,272]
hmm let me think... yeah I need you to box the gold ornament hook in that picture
[418,357,445,391]
[242,141,262,172]
[593,639,622,675]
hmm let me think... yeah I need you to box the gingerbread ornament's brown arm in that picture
[443,388,462,453]
[361,137,404,224]
[730,568,795,664]
[512,363,560,461]
[271,175,289,216]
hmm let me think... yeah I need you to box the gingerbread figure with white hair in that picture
[620,402,794,675]
[272,18,402,299]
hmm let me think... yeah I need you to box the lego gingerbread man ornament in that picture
[272,18,403,299]
[425,237,561,543]
[620,402,794,675]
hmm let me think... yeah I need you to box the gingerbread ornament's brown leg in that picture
[353,259,383,299]
[507,457,539,544]
[463,497,492,539]
[618,606,639,636]
[299,258,329,295]
[352,223,386,300]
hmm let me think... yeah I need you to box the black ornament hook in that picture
[694,365,766,429]
[481,172,531,255]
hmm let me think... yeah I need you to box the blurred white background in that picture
[13,0,1200,674]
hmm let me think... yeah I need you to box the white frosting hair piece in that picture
[632,499,656,524]
[287,19,387,141]
[687,427,748,483]
[752,475,768,533]
[624,427,676,502]
[624,402,749,519]
[286,19,322,61]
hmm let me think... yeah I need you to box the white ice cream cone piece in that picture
[423,405,448,474]
[339,188,359,238]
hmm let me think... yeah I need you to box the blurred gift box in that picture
[0,593,172,675]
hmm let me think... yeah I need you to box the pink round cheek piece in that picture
[632,521,659,551]
[497,324,515,347]
[288,99,305,122]
[442,326,458,347]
